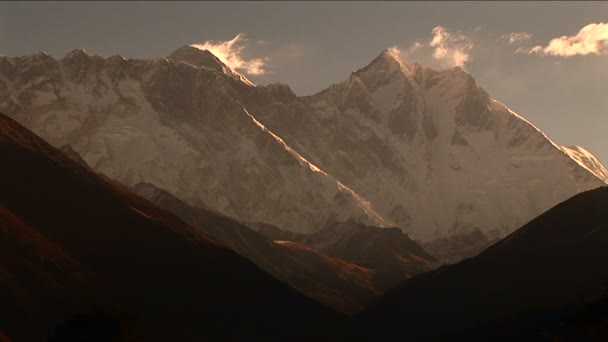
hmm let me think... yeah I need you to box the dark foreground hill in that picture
[0,113,343,341]
[131,182,379,314]
[355,185,608,340]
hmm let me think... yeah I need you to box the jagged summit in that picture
[64,48,90,59]
[63,48,104,61]
[353,49,407,80]
[5,51,56,66]
[372,48,404,66]
[3,46,256,88]
[357,48,475,85]
[355,48,439,82]
[168,45,226,71]
[168,45,256,86]
[31,51,53,59]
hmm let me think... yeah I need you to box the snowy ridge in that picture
[243,106,392,227]
[243,50,607,242]
[243,107,326,174]
[560,145,608,183]
[0,48,389,234]
[170,45,256,87]
[1,47,605,244]
[504,104,608,184]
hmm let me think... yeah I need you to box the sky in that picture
[1,1,607,163]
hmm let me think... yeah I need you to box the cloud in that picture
[501,32,533,44]
[397,26,474,69]
[384,46,401,58]
[191,33,268,75]
[429,26,474,68]
[518,22,608,57]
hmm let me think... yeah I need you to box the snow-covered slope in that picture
[242,49,608,242]
[0,47,389,233]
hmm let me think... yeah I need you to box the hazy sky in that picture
[1,1,607,163]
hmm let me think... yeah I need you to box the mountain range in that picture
[1,46,606,261]
[1,44,608,341]
[2,112,606,340]
[240,48,608,244]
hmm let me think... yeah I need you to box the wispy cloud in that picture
[518,22,608,57]
[386,46,403,58]
[398,26,474,69]
[429,26,474,68]
[501,32,533,44]
[191,33,268,75]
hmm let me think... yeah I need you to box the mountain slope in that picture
[131,182,379,314]
[0,48,389,234]
[421,228,500,264]
[255,221,438,290]
[301,222,437,288]
[355,186,608,339]
[0,206,98,339]
[241,49,607,246]
[449,295,608,340]
[0,112,343,341]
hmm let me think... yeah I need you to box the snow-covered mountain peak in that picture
[241,52,608,245]
[376,48,404,66]
[169,45,256,87]
[169,45,226,71]
[30,51,54,61]
[355,49,440,82]
[63,48,104,61]
[8,51,56,67]
[354,49,408,83]
[310,49,484,132]
[64,48,88,58]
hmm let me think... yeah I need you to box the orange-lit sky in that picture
[1,1,607,163]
